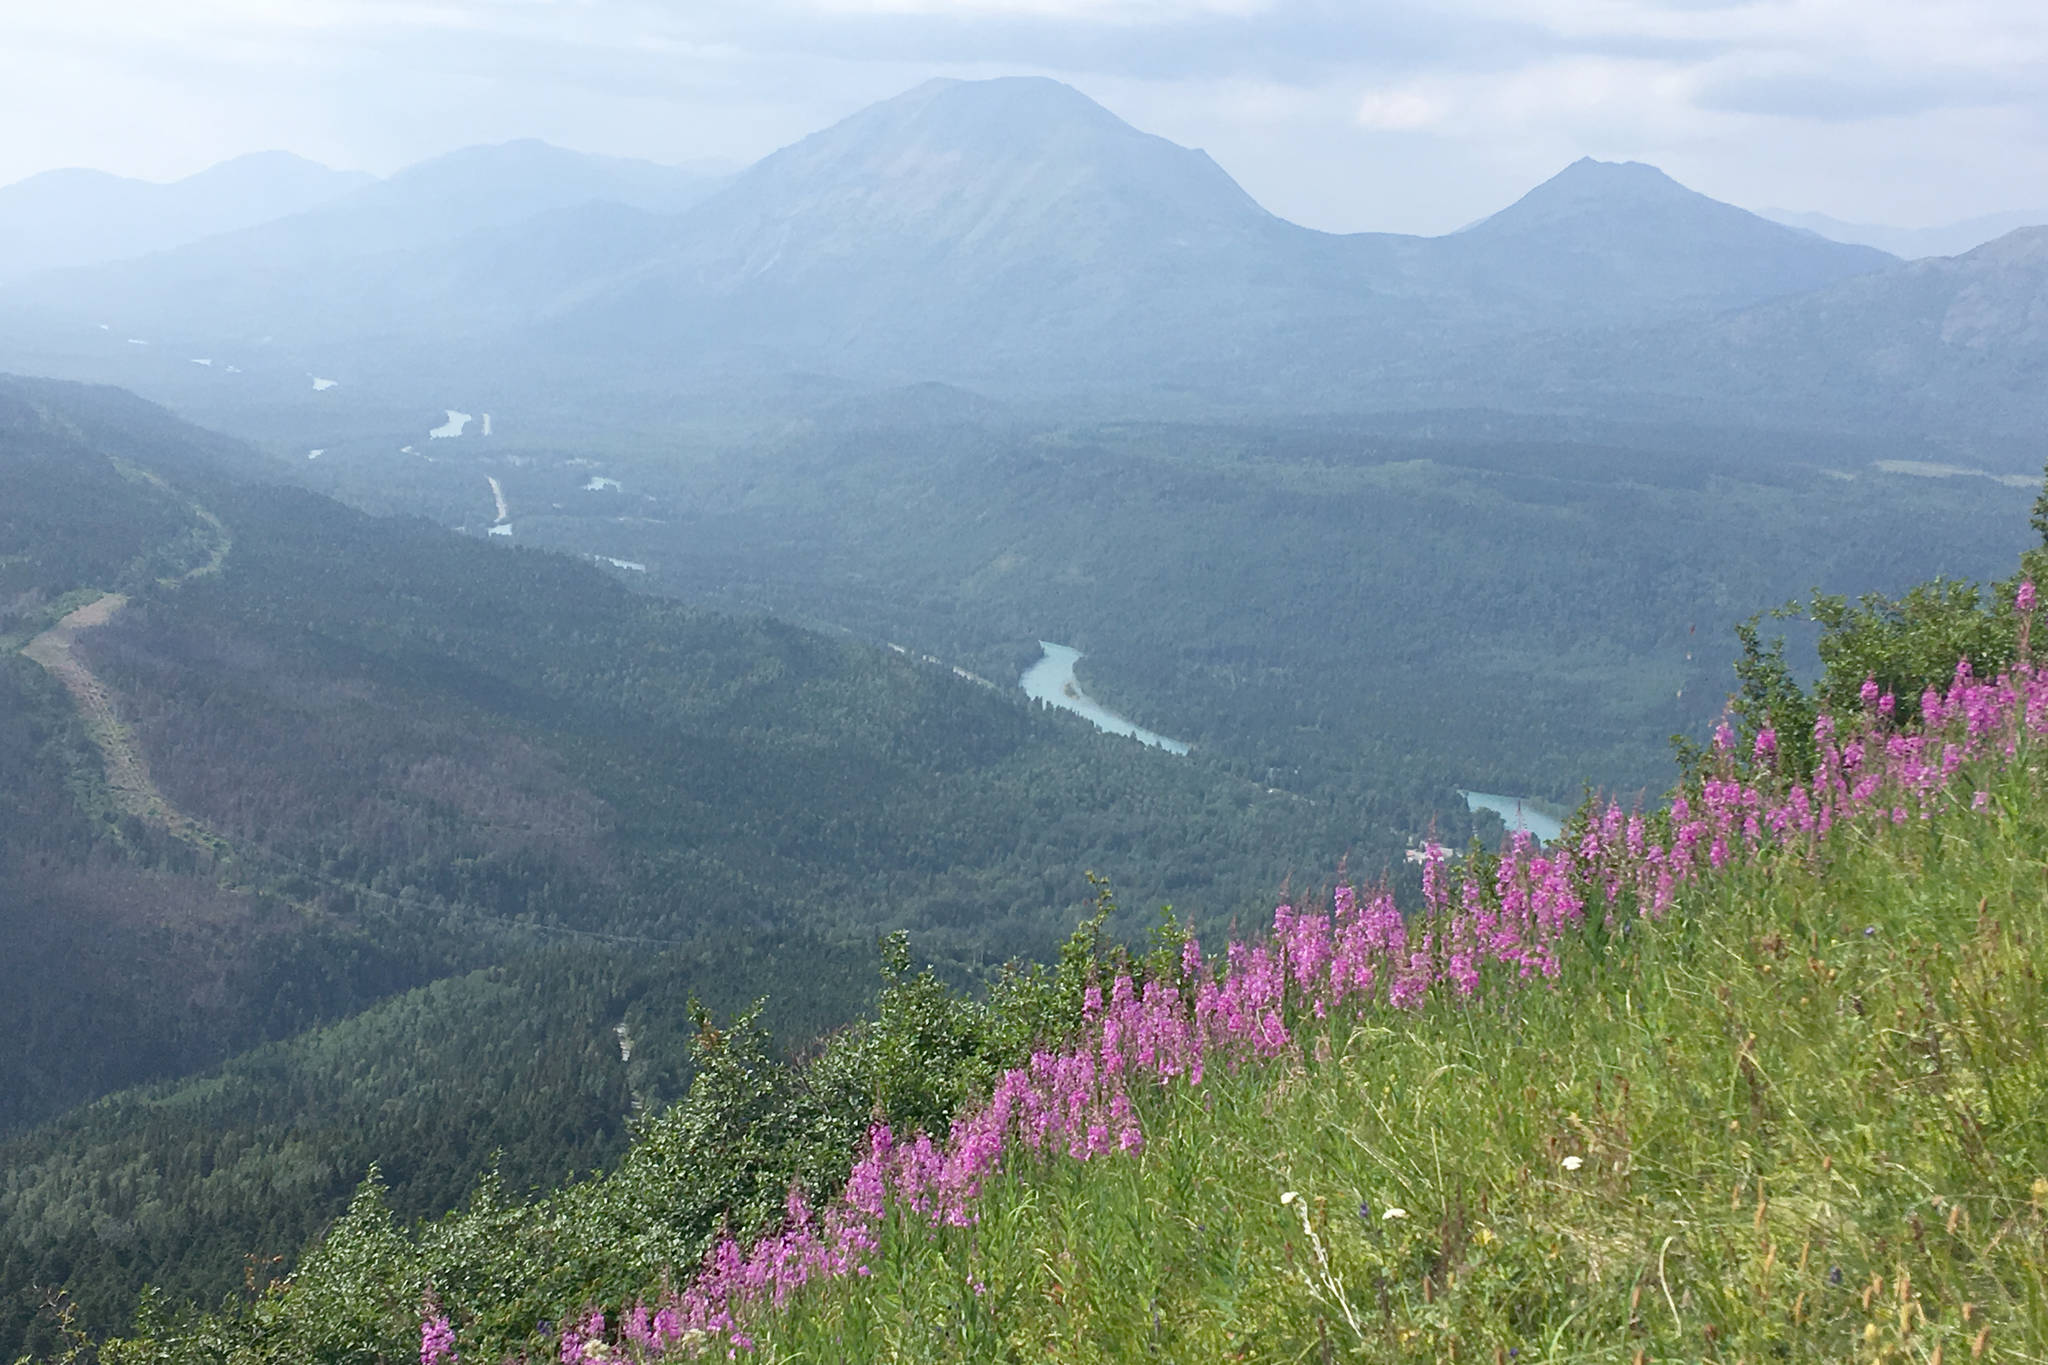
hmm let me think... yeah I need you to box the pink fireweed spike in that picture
[419,1314,456,1365]
[557,1311,605,1365]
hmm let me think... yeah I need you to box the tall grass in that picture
[749,753,2047,1361]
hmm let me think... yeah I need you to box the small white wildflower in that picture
[1561,1155,1584,1172]
[1382,1206,1408,1221]
[1280,1191,1300,1205]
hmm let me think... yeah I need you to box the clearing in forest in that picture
[18,473,231,845]
[21,593,212,842]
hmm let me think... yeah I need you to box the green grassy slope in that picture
[759,750,2048,1361]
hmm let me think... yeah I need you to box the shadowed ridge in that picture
[0,152,372,282]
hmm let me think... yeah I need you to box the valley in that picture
[274,398,2034,813]
[0,378,1386,1354]
[1019,643,1190,756]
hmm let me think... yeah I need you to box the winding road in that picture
[22,593,203,836]
[18,473,230,845]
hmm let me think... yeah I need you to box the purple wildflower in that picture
[420,1314,456,1365]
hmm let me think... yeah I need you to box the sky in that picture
[3,0,2044,236]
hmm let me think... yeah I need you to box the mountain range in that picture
[2,76,2043,439]
[1762,205,2048,260]
[0,151,372,284]
[1620,224,2048,437]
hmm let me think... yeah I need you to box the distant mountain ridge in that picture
[11,76,2043,437]
[1760,205,2048,260]
[1667,225,2048,433]
[5,141,728,344]
[6,80,1889,348]
[0,151,372,283]
[529,79,1913,411]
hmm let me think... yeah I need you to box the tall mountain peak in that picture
[553,75,1290,378]
[1557,156,1678,183]
[1448,154,1893,317]
[681,75,1277,263]
[886,74,1153,133]
[1477,157,1724,229]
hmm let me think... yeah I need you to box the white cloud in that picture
[1355,87,1444,132]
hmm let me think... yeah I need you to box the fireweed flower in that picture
[419,1314,456,1365]
[558,1311,605,1365]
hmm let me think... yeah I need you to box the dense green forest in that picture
[252,386,2036,809]
[0,938,884,1360]
[75,478,1376,948]
[0,376,1396,1356]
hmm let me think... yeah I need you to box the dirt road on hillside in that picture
[23,594,207,841]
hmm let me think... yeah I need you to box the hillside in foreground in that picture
[69,560,2048,1363]
[746,707,2048,1362]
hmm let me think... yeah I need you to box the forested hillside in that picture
[0,376,1377,1356]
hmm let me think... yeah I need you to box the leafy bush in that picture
[1702,545,2048,782]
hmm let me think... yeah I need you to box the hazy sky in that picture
[4,0,2043,235]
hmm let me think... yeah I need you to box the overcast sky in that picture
[4,0,2043,235]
